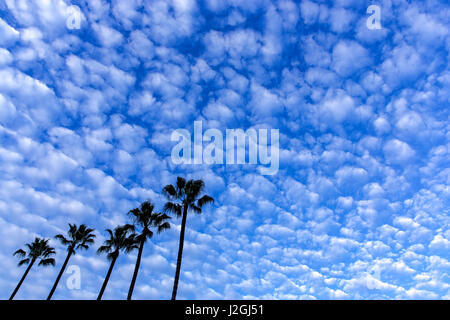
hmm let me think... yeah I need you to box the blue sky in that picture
[0,0,449,300]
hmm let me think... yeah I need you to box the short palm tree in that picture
[97,224,138,300]
[47,224,95,300]
[163,177,214,300]
[127,201,171,300]
[9,237,55,300]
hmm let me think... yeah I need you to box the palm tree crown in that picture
[97,224,138,260]
[163,177,214,217]
[55,223,96,253]
[128,201,171,243]
[14,237,56,267]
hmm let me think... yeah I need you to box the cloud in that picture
[331,40,372,77]
[383,139,416,165]
[0,18,19,46]
[320,89,356,124]
[300,0,320,25]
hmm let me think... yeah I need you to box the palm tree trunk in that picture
[127,238,145,300]
[47,248,73,300]
[97,253,118,300]
[9,258,36,300]
[171,205,188,300]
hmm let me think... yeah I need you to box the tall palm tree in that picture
[127,201,171,300]
[9,237,56,300]
[96,224,138,300]
[47,224,95,300]
[163,177,214,300]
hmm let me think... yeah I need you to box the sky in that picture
[0,0,449,300]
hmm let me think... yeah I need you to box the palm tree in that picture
[9,237,56,300]
[96,224,138,300]
[163,177,214,300]
[47,224,95,300]
[127,201,171,300]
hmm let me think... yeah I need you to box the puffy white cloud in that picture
[93,23,123,48]
[373,116,391,135]
[300,0,320,25]
[429,235,450,253]
[332,40,372,77]
[0,48,13,66]
[0,18,19,45]
[249,83,283,118]
[383,139,416,165]
[380,45,424,89]
[329,7,355,33]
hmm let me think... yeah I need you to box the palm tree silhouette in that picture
[9,237,56,300]
[163,177,214,300]
[96,224,138,300]
[47,224,95,300]
[127,201,171,300]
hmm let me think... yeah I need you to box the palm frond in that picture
[42,247,56,258]
[190,204,202,214]
[13,249,26,258]
[128,207,141,221]
[197,194,214,208]
[84,227,96,236]
[141,227,154,240]
[135,233,150,243]
[185,179,205,202]
[38,258,55,267]
[26,243,34,252]
[121,224,135,232]
[163,202,182,217]
[77,243,90,251]
[68,223,78,239]
[153,213,171,225]
[83,237,96,244]
[105,229,114,238]
[124,246,139,254]
[141,201,154,214]
[163,184,177,199]
[176,177,186,195]
[106,250,119,262]
[18,258,30,266]
[97,245,112,254]
[124,237,139,253]
[158,221,171,233]
[55,234,71,246]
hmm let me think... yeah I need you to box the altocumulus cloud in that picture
[0,0,449,300]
